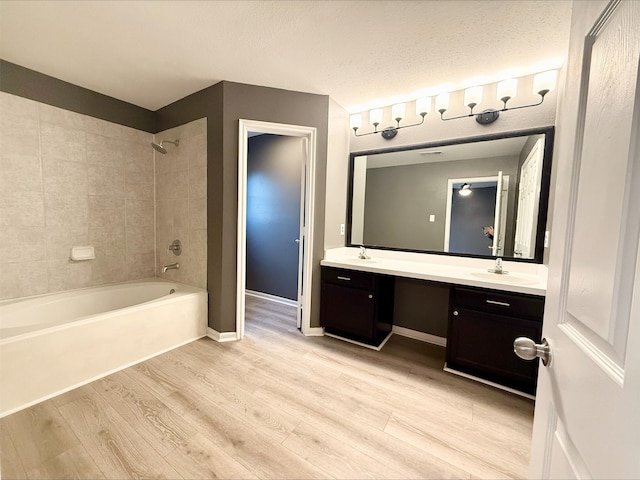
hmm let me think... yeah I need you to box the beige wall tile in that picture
[89,226,125,257]
[126,225,154,255]
[1,192,45,227]
[88,195,125,230]
[45,192,88,228]
[126,252,156,279]
[189,167,207,199]
[90,252,126,286]
[189,196,207,230]
[1,226,46,263]
[0,154,42,193]
[45,227,89,262]
[126,198,154,228]
[1,94,156,299]
[173,197,189,228]
[47,259,92,293]
[86,134,124,169]
[40,123,85,163]
[0,112,39,157]
[87,164,125,196]
[0,261,48,300]
[43,157,88,194]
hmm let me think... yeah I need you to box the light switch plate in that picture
[429,214,435,222]
[544,231,550,248]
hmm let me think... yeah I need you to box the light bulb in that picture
[435,93,450,112]
[350,114,362,130]
[369,109,383,126]
[391,103,406,122]
[464,86,483,108]
[533,70,557,96]
[497,78,518,103]
[416,97,431,116]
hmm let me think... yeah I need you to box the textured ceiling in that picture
[0,1,572,112]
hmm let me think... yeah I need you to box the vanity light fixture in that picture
[458,183,473,197]
[350,98,431,139]
[438,70,558,125]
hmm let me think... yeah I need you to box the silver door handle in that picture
[514,337,551,366]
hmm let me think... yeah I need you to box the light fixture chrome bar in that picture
[353,113,426,138]
[439,91,548,122]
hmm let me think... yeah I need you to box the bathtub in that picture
[0,279,207,417]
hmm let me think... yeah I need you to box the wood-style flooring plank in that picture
[2,402,80,468]
[0,424,27,480]
[1,295,534,479]
[91,371,197,457]
[56,385,181,480]
[25,445,105,480]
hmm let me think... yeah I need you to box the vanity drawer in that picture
[453,287,544,321]
[321,267,376,290]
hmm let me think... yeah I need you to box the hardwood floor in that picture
[1,296,535,479]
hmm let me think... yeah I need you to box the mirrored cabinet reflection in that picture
[348,127,554,263]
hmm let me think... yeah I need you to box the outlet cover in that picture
[340,224,345,235]
[429,214,435,222]
[544,231,550,248]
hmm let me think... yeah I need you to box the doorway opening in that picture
[444,173,510,256]
[237,120,317,339]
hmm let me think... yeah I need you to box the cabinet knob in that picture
[453,310,459,316]
[368,294,373,299]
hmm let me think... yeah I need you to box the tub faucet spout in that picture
[162,263,179,273]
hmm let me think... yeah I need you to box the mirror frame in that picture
[346,126,555,263]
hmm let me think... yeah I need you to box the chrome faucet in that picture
[358,246,370,260]
[162,262,180,273]
[488,257,508,274]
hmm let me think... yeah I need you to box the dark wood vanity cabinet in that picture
[320,267,394,346]
[446,286,544,395]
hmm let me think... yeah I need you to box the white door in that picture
[528,1,640,478]
[514,138,544,258]
[491,170,504,256]
[296,140,308,330]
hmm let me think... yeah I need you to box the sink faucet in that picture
[488,258,508,274]
[162,262,180,273]
[358,246,371,260]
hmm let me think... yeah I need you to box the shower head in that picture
[151,139,179,154]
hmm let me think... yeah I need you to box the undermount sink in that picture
[469,271,539,285]
[347,257,378,263]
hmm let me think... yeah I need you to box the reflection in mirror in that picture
[348,127,553,262]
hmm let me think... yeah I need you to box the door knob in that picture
[294,239,300,243]
[514,337,551,366]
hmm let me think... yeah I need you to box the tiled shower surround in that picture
[0,92,207,300]
[154,119,207,289]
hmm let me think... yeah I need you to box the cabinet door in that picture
[320,283,375,341]
[447,307,541,394]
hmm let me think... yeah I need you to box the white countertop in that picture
[321,248,547,296]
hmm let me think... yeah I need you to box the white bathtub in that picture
[0,279,207,417]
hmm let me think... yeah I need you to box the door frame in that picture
[237,119,317,339]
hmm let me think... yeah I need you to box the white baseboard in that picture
[443,364,535,400]
[207,327,238,342]
[392,325,447,347]
[304,326,325,337]
[245,290,297,307]
[324,331,393,351]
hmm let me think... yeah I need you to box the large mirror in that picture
[347,127,554,262]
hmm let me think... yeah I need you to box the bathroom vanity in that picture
[323,127,554,396]
[320,250,547,397]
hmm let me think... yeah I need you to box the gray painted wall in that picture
[158,81,329,333]
[449,185,498,255]
[393,279,450,337]
[362,155,519,252]
[246,134,303,300]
